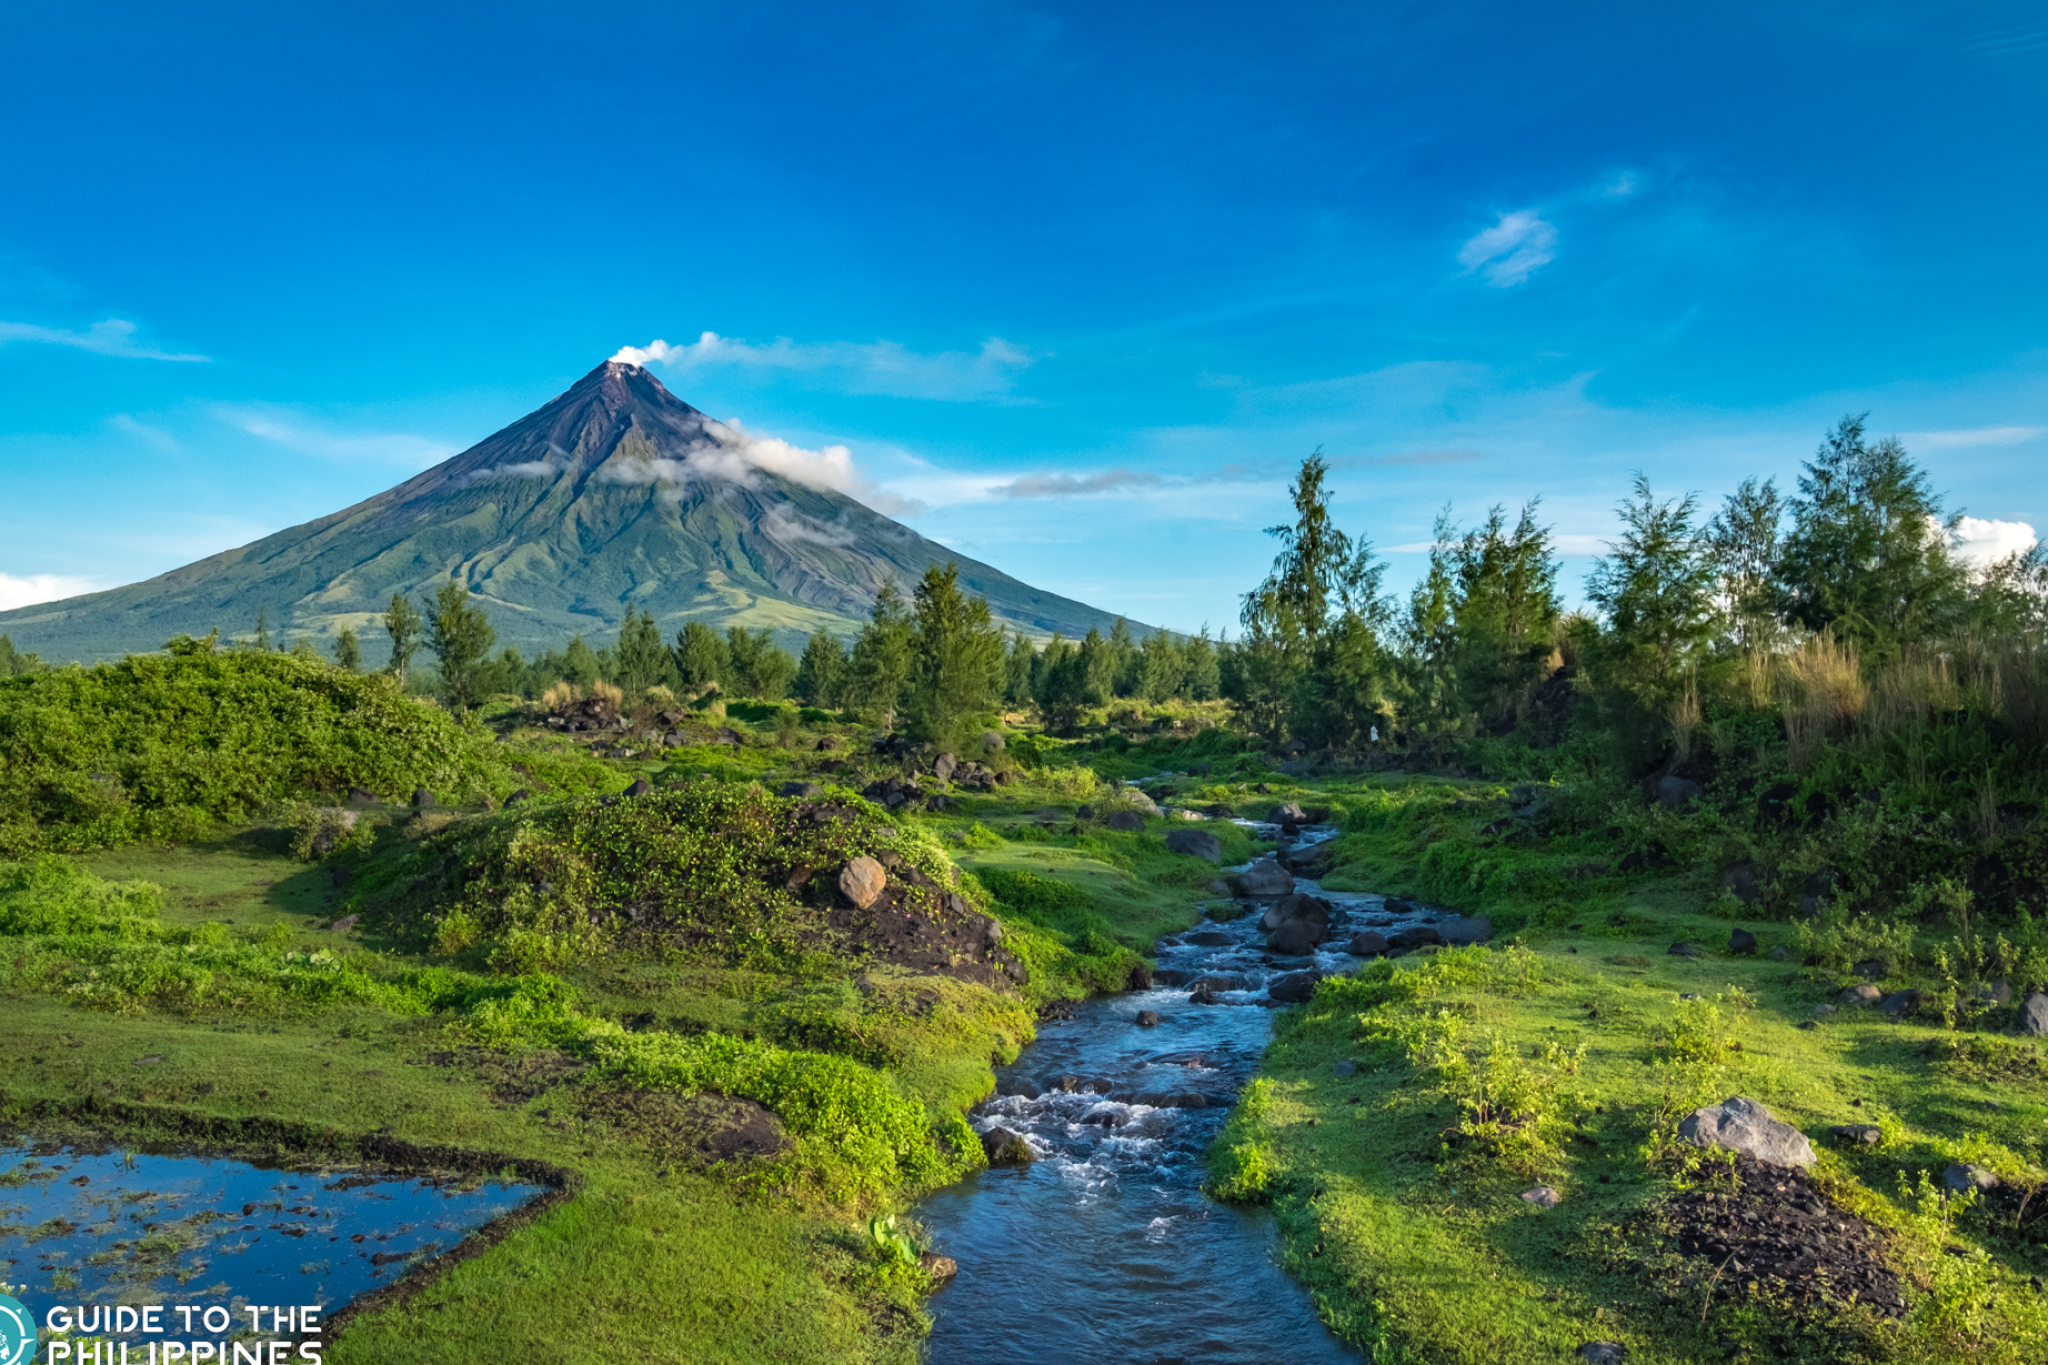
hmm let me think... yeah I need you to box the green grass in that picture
[1212,772,2048,1365]
[0,720,1227,1362]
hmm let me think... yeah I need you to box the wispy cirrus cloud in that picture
[613,331,1034,401]
[1457,210,1558,287]
[1001,469,1164,498]
[0,317,208,362]
[218,407,458,470]
[1903,425,2043,449]
[0,571,108,610]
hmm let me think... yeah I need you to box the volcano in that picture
[0,360,1138,662]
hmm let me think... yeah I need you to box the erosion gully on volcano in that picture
[919,818,1490,1365]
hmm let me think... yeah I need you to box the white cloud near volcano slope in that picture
[0,572,107,610]
[612,332,1033,401]
[1457,210,1558,287]
[0,317,208,362]
[582,415,926,517]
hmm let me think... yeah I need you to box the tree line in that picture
[1221,415,2048,756]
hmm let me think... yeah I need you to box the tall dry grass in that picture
[1668,680,1702,761]
[1780,634,1866,767]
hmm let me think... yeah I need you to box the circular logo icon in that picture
[0,1294,35,1365]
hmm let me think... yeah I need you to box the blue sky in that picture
[2,1,2045,633]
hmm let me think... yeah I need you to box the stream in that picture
[921,819,1466,1365]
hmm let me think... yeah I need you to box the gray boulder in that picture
[1165,828,1223,863]
[1578,1345,1627,1365]
[1722,861,1767,904]
[1105,810,1146,832]
[1729,928,1759,955]
[779,781,823,798]
[1657,775,1703,809]
[1677,1096,1815,1168]
[1437,915,1493,946]
[411,787,433,808]
[981,1127,1033,1165]
[982,731,1006,752]
[1268,919,1323,956]
[1267,970,1323,1004]
[1520,1185,1563,1208]
[2022,993,2048,1036]
[1829,1123,1882,1146]
[1389,925,1444,950]
[1347,930,1390,957]
[1668,942,1702,959]
[1942,1161,1999,1196]
[933,752,957,782]
[1838,983,1883,1006]
[1235,859,1296,898]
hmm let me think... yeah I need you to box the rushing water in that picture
[0,1141,542,1320]
[920,819,1467,1365]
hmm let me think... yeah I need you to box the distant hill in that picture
[0,360,1141,663]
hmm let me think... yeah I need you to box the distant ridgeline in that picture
[0,360,1142,664]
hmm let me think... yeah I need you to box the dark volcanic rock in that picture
[1165,828,1223,862]
[982,1126,1033,1165]
[1729,928,1759,955]
[1105,810,1146,832]
[1267,970,1322,1004]
[1347,930,1390,957]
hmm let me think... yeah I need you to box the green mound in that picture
[369,783,1007,978]
[0,648,524,854]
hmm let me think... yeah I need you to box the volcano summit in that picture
[0,361,1137,662]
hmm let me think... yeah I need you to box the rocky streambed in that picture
[918,821,1482,1363]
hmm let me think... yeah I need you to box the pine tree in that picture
[1182,628,1221,700]
[1002,631,1037,705]
[904,563,1005,743]
[614,607,671,696]
[667,621,726,695]
[1776,415,1966,656]
[333,628,362,672]
[426,576,497,711]
[252,608,272,653]
[1586,474,1719,708]
[383,593,424,682]
[794,630,847,707]
[1034,635,1092,735]
[844,584,915,722]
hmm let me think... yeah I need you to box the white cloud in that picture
[220,407,458,471]
[0,318,208,362]
[1953,516,2038,566]
[1001,469,1165,498]
[613,330,1033,401]
[574,414,927,517]
[0,572,107,610]
[108,413,180,451]
[1904,425,2044,449]
[1457,210,1559,287]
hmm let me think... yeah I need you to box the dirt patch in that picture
[805,849,1029,990]
[422,1045,588,1105]
[577,1089,793,1166]
[1657,1155,1904,1316]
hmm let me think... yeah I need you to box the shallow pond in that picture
[0,1139,541,1324]
[919,821,1443,1365]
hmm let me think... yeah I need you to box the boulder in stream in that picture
[1267,970,1322,1004]
[982,1126,1034,1165]
[1234,858,1295,898]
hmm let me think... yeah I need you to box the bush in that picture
[0,650,526,854]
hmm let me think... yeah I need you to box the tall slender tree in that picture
[794,629,847,707]
[426,576,497,711]
[333,628,362,673]
[383,593,424,682]
[614,607,670,696]
[1586,474,1720,709]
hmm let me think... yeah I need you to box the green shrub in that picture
[0,650,537,854]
